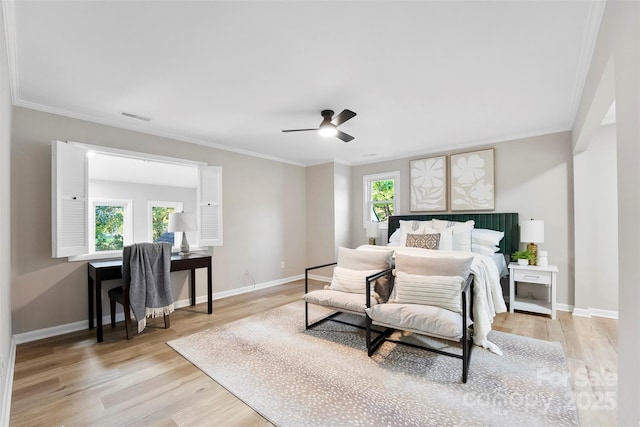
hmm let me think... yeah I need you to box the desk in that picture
[88,253,212,342]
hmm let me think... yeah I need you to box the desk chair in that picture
[108,242,173,339]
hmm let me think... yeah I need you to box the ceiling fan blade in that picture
[335,130,354,142]
[281,128,319,133]
[331,109,357,126]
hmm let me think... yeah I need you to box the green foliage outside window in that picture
[95,205,124,251]
[152,207,175,242]
[371,179,395,222]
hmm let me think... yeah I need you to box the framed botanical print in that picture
[450,148,495,211]
[410,156,447,211]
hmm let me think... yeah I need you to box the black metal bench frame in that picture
[365,275,475,383]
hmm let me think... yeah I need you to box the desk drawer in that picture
[513,270,552,285]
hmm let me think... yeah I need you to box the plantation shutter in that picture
[198,166,222,246]
[52,140,88,257]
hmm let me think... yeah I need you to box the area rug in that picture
[167,301,578,426]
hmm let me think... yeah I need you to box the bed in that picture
[363,212,519,354]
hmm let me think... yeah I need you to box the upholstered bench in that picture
[365,253,475,383]
[303,246,394,330]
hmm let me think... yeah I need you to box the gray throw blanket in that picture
[122,242,173,333]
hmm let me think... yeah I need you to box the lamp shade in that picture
[168,212,197,232]
[366,221,380,238]
[521,219,544,243]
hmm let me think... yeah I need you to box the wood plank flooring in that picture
[10,280,617,426]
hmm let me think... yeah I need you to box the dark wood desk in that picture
[88,253,212,343]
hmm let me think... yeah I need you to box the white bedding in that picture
[357,244,507,354]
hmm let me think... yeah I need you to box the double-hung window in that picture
[363,171,400,228]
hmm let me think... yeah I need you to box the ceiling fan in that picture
[282,109,357,142]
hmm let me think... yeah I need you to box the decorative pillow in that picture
[337,246,393,270]
[329,266,381,294]
[432,220,474,252]
[395,253,473,279]
[471,228,505,246]
[393,271,464,313]
[336,246,393,302]
[406,233,440,250]
[398,220,430,247]
[422,225,453,251]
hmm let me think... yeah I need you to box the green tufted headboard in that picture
[387,213,519,255]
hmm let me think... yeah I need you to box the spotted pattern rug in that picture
[167,301,578,426]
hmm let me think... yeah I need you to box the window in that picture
[363,171,400,228]
[148,201,183,246]
[52,140,224,259]
[90,199,132,253]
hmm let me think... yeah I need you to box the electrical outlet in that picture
[280,261,285,269]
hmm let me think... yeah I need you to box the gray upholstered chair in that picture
[108,242,173,339]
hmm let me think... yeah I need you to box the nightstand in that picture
[508,263,558,320]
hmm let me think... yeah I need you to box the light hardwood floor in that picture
[10,280,617,426]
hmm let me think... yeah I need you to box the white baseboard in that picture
[556,303,574,313]
[1,337,15,427]
[571,307,619,319]
[13,274,304,345]
[308,274,331,283]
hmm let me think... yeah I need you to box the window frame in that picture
[362,171,400,229]
[89,198,133,255]
[147,200,184,247]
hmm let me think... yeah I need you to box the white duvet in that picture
[357,244,507,354]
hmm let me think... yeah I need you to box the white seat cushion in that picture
[305,289,378,314]
[366,303,466,340]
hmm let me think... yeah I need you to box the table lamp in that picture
[520,219,544,265]
[168,212,197,255]
[366,221,380,245]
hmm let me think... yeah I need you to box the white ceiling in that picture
[4,0,604,166]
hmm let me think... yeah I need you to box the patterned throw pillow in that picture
[406,233,440,250]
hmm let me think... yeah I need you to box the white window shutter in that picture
[198,166,222,246]
[52,140,88,257]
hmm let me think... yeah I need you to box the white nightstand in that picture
[508,263,558,320]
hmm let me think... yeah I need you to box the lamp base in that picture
[526,242,538,265]
[180,232,191,255]
[368,238,376,246]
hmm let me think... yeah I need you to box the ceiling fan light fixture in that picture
[318,123,338,137]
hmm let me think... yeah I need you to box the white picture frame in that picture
[410,156,447,212]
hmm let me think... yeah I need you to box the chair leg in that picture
[163,313,170,329]
[110,299,116,328]
[123,305,132,340]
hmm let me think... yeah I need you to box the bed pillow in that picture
[432,220,474,252]
[337,246,393,270]
[471,243,500,256]
[330,266,381,294]
[395,252,473,279]
[472,228,505,246]
[388,228,401,244]
[393,272,464,313]
[406,233,440,250]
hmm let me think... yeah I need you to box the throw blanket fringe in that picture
[134,304,175,333]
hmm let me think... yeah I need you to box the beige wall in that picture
[350,132,574,306]
[10,107,307,334]
[0,5,14,423]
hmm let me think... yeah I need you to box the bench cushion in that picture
[305,289,379,314]
[366,303,465,340]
